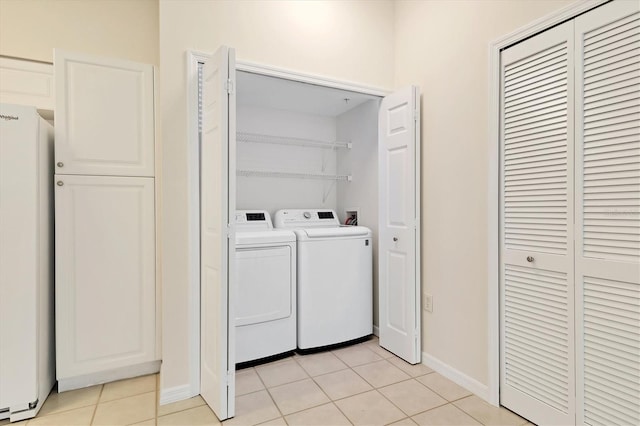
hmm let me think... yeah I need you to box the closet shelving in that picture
[237,131,352,150]
[236,131,352,181]
[236,169,352,181]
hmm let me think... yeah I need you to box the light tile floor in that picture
[0,338,532,425]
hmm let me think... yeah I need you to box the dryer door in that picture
[236,246,293,325]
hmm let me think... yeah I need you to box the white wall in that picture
[0,0,158,65]
[237,105,338,216]
[159,0,395,396]
[394,0,574,390]
[336,100,380,327]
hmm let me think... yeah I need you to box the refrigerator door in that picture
[0,104,39,412]
[0,104,54,420]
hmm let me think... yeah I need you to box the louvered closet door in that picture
[575,2,640,425]
[499,20,576,426]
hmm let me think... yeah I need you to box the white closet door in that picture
[575,2,640,425]
[378,86,421,364]
[54,50,155,177]
[499,21,575,425]
[200,45,236,421]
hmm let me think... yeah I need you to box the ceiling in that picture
[236,71,380,117]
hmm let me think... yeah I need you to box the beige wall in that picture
[1,0,578,401]
[159,0,395,394]
[394,0,573,387]
[0,0,158,65]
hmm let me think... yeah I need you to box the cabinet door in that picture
[55,175,155,378]
[500,21,576,426]
[378,86,421,364]
[54,50,154,177]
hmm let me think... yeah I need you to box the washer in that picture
[235,210,296,363]
[274,209,372,349]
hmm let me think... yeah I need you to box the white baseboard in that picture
[422,352,490,403]
[373,325,379,337]
[160,384,197,406]
[58,360,161,392]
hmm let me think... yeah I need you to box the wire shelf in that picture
[237,132,351,149]
[237,169,352,181]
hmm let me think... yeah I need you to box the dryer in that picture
[235,210,296,363]
[274,209,372,349]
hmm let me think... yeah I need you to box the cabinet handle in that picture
[57,162,64,168]
[526,256,534,263]
[57,181,64,187]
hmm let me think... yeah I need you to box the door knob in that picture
[526,256,534,263]
[393,237,398,242]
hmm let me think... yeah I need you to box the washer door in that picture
[235,246,292,326]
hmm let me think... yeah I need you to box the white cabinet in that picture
[54,50,158,391]
[55,176,156,383]
[54,50,155,177]
[0,58,54,115]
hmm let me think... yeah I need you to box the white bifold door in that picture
[200,45,236,421]
[378,86,422,364]
[500,20,576,425]
[574,2,640,425]
[500,1,640,425]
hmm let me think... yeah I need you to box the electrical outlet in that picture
[423,293,433,312]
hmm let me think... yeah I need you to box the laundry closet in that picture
[235,70,380,228]
[197,46,421,420]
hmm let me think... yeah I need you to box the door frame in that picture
[185,52,391,396]
[486,0,607,407]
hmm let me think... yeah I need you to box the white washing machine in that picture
[235,210,297,363]
[274,209,372,349]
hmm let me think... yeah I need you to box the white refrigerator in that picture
[0,103,55,422]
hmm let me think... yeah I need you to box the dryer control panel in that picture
[236,210,273,231]
[274,209,340,229]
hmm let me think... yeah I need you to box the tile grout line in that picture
[89,384,104,425]
[374,372,480,422]
[253,366,289,424]
[450,397,492,426]
[290,355,354,426]
[154,376,158,424]
[289,342,430,423]
[346,358,446,422]
[156,399,207,420]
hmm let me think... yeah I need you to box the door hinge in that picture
[413,111,418,122]
[227,223,234,239]
[226,79,234,94]
[226,371,233,387]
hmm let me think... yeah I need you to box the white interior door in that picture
[378,86,421,364]
[54,49,154,177]
[200,45,236,420]
[574,2,640,424]
[499,21,576,426]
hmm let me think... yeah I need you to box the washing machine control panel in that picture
[274,209,340,228]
